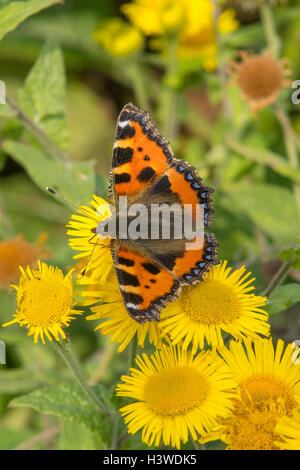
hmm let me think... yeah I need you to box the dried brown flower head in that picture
[229,50,292,112]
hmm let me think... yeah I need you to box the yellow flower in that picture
[80,269,163,352]
[0,233,49,290]
[178,7,238,71]
[122,0,185,35]
[93,18,144,57]
[229,50,292,112]
[66,195,113,282]
[122,0,239,70]
[276,412,300,450]
[2,261,82,344]
[160,261,269,352]
[116,345,235,449]
[202,338,300,450]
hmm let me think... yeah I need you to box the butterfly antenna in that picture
[46,187,79,211]
[81,238,99,278]
[47,187,101,227]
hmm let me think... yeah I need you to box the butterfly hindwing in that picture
[171,233,219,284]
[111,242,180,323]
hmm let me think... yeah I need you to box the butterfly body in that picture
[101,103,219,323]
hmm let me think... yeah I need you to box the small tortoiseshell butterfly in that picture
[102,103,219,323]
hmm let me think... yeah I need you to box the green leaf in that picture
[2,140,95,206]
[19,40,68,149]
[10,383,112,444]
[59,420,106,450]
[0,369,42,394]
[225,138,300,185]
[226,183,300,243]
[266,283,300,314]
[0,0,61,41]
[280,243,300,269]
[221,22,264,49]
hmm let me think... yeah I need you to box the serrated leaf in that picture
[110,385,131,411]
[0,369,42,394]
[266,283,300,315]
[2,140,95,206]
[226,183,300,242]
[0,0,60,41]
[19,40,68,149]
[10,383,112,444]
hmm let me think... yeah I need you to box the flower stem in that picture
[0,192,15,237]
[128,333,138,370]
[161,33,179,140]
[128,60,150,111]
[262,257,295,298]
[212,0,232,119]
[259,4,281,60]
[6,95,70,164]
[260,6,300,217]
[88,341,117,386]
[52,339,111,416]
[111,413,119,450]
[275,106,300,216]
[116,430,129,450]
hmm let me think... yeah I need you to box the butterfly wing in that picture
[111,242,180,323]
[143,159,219,284]
[109,103,174,204]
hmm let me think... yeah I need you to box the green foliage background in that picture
[0,0,300,450]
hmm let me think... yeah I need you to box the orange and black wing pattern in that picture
[108,102,219,323]
[109,103,174,202]
[146,159,219,285]
[111,243,180,323]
